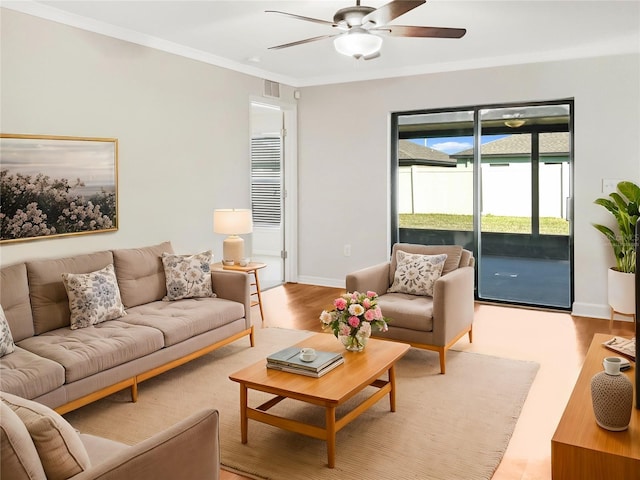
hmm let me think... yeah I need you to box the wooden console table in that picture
[551,333,639,479]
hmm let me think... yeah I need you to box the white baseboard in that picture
[297,275,344,288]
[572,302,635,322]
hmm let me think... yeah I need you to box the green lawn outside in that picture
[399,213,569,235]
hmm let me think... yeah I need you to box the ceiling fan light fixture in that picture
[333,28,382,58]
[503,113,526,128]
[504,119,526,128]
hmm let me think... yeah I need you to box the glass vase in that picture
[339,333,369,352]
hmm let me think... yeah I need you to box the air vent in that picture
[263,80,280,98]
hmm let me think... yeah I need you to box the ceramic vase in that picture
[590,358,633,431]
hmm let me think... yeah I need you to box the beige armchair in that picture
[1,391,220,480]
[346,243,475,374]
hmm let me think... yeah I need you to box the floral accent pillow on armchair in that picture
[162,251,216,301]
[387,251,448,297]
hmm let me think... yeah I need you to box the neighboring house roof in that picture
[398,140,455,166]
[452,132,570,157]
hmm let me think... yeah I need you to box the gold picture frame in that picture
[0,134,118,244]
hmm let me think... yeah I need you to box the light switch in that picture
[602,178,621,194]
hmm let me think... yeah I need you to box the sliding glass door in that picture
[392,101,573,310]
[476,105,572,308]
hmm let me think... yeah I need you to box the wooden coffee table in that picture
[229,333,410,468]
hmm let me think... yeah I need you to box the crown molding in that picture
[1,1,299,86]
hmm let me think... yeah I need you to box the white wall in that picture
[296,54,640,318]
[2,9,638,319]
[0,9,294,265]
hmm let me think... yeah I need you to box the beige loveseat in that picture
[346,243,475,374]
[1,391,220,480]
[0,241,253,414]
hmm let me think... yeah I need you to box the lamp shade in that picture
[334,28,383,58]
[213,209,253,235]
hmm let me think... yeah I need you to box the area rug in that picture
[64,327,539,480]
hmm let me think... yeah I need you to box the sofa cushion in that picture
[27,251,114,335]
[0,347,65,400]
[62,264,126,330]
[388,251,447,297]
[0,401,47,480]
[113,241,174,308]
[0,305,16,356]
[17,322,164,383]
[161,251,215,301]
[1,391,91,480]
[0,263,35,341]
[376,293,434,332]
[122,298,244,347]
[390,244,463,285]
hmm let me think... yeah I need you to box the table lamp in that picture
[213,209,253,265]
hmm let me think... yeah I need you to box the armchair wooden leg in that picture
[468,325,473,343]
[249,325,255,347]
[439,348,446,375]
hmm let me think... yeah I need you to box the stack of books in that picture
[266,347,344,377]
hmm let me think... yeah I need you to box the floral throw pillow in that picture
[387,251,448,297]
[62,264,126,329]
[0,305,16,356]
[162,251,216,301]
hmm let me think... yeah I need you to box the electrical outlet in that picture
[343,244,351,257]
[602,178,621,194]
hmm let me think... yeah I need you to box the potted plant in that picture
[593,180,639,316]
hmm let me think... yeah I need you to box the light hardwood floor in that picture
[222,283,635,480]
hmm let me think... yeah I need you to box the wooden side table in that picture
[212,262,267,327]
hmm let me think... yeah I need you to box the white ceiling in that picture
[4,0,640,87]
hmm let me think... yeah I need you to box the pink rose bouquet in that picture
[320,291,389,351]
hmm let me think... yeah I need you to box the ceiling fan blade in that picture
[362,0,426,27]
[265,10,336,27]
[268,34,339,50]
[372,25,466,38]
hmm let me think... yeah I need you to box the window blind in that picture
[250,136,282,226]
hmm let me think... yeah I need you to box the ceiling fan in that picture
[266,0,466,60]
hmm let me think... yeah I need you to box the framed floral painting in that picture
[0,134,118,243]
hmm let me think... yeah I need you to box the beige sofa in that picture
[346,243,475,374]
[1,391,220,480]
[0,241,253,414]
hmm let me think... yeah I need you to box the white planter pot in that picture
[607,268,636,315]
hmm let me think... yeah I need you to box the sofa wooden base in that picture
[137,326,254,383]
[55,378,137,415]
[55,326,254,415]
